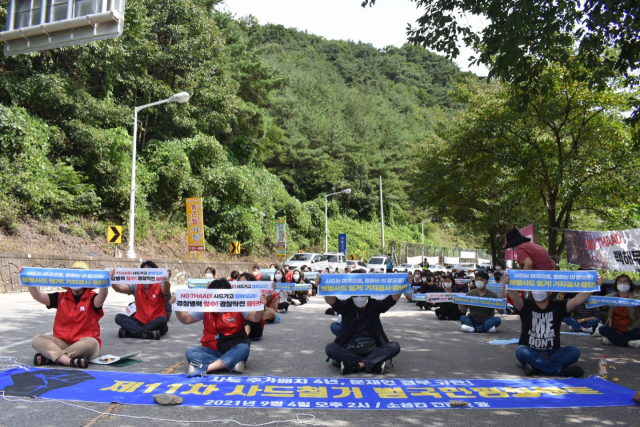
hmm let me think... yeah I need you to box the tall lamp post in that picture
[325,188,351,253]
[127,92,190,259]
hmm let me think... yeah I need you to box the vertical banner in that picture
[186,198,205,253]
[276,219,287,259]
[505,224,535,261]
[565,228,640,272]
[338,233,347,257]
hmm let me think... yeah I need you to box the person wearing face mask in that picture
[458,272,504,333]
[503,272,595,377]
[283,265,293,283]
[322,277,403,375]
[289,270,309,305]
[417,272,439,311]
[435,274,463,320]
[112,260,172,340]
[405,270,421,303]
[204,267,216,280]
[28,262,109,368]
[252,266,262,281]
[595,274,640,348]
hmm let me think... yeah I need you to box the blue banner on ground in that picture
[19,267,110,288]
[276,283,312,291]
[318,274,408,296]
[453,294,507,310]
[0,369,636,410]
[188,279,210,288]
[507,270,599,292]
[586,296,640,308]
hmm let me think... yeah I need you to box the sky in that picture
[219,0,489,76]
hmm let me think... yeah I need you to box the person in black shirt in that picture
[324,292,403,375]
[504,272,597,378]
[417,272,439,310]
[435,274,463,320]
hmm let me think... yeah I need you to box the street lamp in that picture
[325,188,351,253]
[126,92,191,258]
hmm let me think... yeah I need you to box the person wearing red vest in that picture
[112,260,171,340]
[173,278,266,377]
[27,261,108,368]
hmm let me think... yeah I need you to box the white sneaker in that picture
[461,325,475,333]
[292,299,301,306]
[592,325,603,337]
[602,336,612,345]
[487,326,497,333]
[582,327,593,334]
[231,360,245,373]
[628,340,640,349]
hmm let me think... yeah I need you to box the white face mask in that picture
[414,275,421,281]
[293,274,300,281]
[421,277,427,283]
[532,291,548,302]
[353,296,368,308]
[443,282,452,289]
[204,273,213,279]
[274,273,283,281]
[618,283,631,294]
[475,281,486,289]
[495,266,501,271]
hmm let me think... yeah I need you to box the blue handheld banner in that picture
[304,271,318,280]
[188,279,211,289]
[507,270,599,292]
[453,294,507,310]
[586,296,640,308]
[19,267,110,288]
[259,269,276,276]
[318,274,409,296]
[276,283,312,291]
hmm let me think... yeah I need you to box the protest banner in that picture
[318,274,408,296]
[276,283,312,291]
[259,269,276,276]
[1,368,635,410]
[413,293,456,303]
[565,228,640,272]
[506,270,599,292]
[231,281,274,295]
[186,198,205,253]
[453,294,507,310]
[444,257,459,265]
[486,284,504,292]
[586,296,640,308]
[188,279,211,289]
[19,267,110,288]
[455,278,472,285]
[108,268,170,285]
[172,289,263,312]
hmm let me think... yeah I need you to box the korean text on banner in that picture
[109,268,169,285]
[455,278,472,284]
[586,296,640,308]
[186,198,205,252]
[276,283,312,291]
[453,294,507,310]
[276,220,287,259]
[318,274,408,296]
[565,228,640,272]
[231,281,274,295]
[188,279,211,289]
[414,293,456,303]
[506,270,599,293]
[172,289,263,312]
[19,267,110,288]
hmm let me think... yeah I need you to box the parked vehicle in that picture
[346,260,368,271]
[283,253,330,273]
[324,252,347,273]
[428,264,448,273]
[450,263,478,278]
[367,255,390,273]
[395,263,421,273]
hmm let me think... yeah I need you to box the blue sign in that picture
[19,267,110,288]
[586,296,640,308]
[0,369,636,410]
[276,283,312,291]
[507,270,599,293]
[338,233,347,256]
[318,274,408,296]
[188,279,211,288]
[453,294,507,310]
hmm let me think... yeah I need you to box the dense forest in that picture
[0,0,476,257]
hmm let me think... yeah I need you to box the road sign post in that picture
[107,225,122,257]
[230,242,241,255]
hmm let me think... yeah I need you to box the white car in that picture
[395,263,422,273]
[324,252,347,273]
[346,260,368,272]
[283,253,330,273]
[450,263,478,278]
[428,264,448,273]
[367,255,391,273]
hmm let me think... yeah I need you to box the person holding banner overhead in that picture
[25,262,109,368]
[111,261,171,340]
[434,275,463,320]
[503,272,594,377]
[458,272,503,333]
[596,274,640,348]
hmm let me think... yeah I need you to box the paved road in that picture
[0,290,638,427]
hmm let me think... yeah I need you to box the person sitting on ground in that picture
[458,271,503,333]
[503,272,595,377]
[112,260,171,340]
[319,276,403,375]
[435,274,464,320]
[563,294,602,334]
[289,269,309,305]
[595,274,640,348]
[27,262,108,368]
[172,279,266,376]
[275,281,290,313]
[237,272,278,341]
[229,270,240,281]
[252,265,262,281]
[204,267,216,280]
[417,272,439,311]
[405,270,420,303]
[283,265,293,282]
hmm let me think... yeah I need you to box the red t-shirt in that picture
[285,271,293,282]
[515,242,555,270]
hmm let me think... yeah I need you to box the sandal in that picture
[70,356,89,369]
[33,353,54,366]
